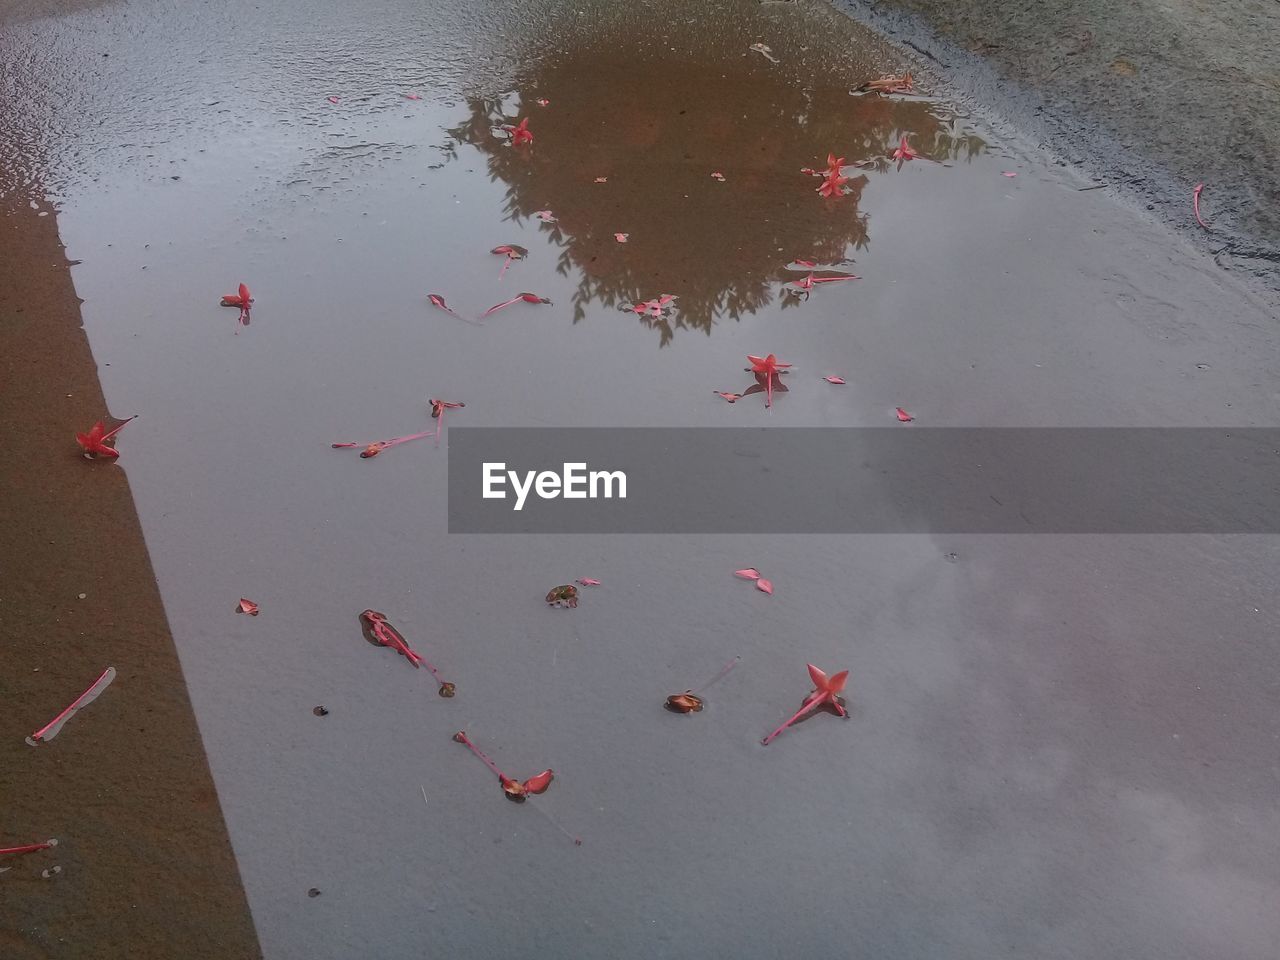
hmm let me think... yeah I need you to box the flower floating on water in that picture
[761,663,850,745]
[220,283,253,330]
[453,731,554,803]
[746,353,791,408]
[504,117,534,146]
[546,584,579,608]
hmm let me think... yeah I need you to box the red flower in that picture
[892,134,918,163]
[220,282,253,330]
[817,171,849,198]
[504,117,534,146]
[746,353,791,408]
[762,663,850,745]
[76,416,136,459]
[453,731,553,802]
[481,292,552,318]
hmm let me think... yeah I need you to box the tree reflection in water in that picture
[449,50,983,346]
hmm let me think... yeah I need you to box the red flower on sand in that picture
[76,416,137,459]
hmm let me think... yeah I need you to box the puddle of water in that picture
[5,0,1280,958]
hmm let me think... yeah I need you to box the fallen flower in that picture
[534,209,558,222]
[825,153,845,177]
[761,663,850,745]
[713,391,742,403]
[575,578,602,586]
[427,293,473,324]
[749,42,779,63]
[858,72,913,94]
[817,171,849,198]
[665,656,741,714]
[788,272,860,293]
[895,407,915,422]
[481,292,552,318]
[492,243,528,279]
[503,117,533,146]
[1193,182,1210,230]
[360,609,455,695]
[710,171,726,181]
[822,376,847,385]
[220,282,253,330]
[892,135,918,164]
[629,294,678,318]
[327,96,339,104]
[236,598,260,616]
[28,667,116,745]
[747,353,792,408]
[428,397,464,445]
[546,584,579,608]
[1001,171,1018,178]
[331,424,434,458]
[360,609,423,667]
[453,730,553,802]
[403,93,422,100]
[76,415,137,460]
[0,840,57,858]
[615,233,629,243]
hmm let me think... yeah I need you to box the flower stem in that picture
[691,657,740,695]
[453,731,507,781]
[29,668,116,744]
[0,840,56,857]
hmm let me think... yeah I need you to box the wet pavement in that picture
[2,1,1279,958]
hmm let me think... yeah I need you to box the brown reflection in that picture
[450,54,983,345]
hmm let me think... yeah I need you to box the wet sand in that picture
[0,191,261,958]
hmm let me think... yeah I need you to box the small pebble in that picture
[313,706,329,717]
[308,888,322,898]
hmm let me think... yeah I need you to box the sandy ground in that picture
[836,0,1280,286]
[0,191,261,958]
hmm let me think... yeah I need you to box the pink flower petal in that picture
[1001,171,1017,177]
[237,598,260,616]
[327,96,340,105]
[755,578,773,595]
[576,578,602,586]
[710,171,726,181]
[714,391,742,403]
[536,98,550,107]
[403,93,422,100]
[895,407,915,422]
[594,177,608,183]
[614,233,629,243]
[734,568,761,580]
[822,376,846,385]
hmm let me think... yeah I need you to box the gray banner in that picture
[447,428,1280,533]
